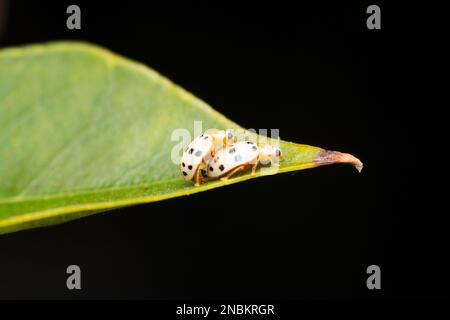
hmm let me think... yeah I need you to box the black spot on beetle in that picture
[209,166,214,171]
[234,155,242,162]
[247,141,253,144]
[227,132,233,139]
[219,164,225,171]
[189,148,194,154]
[229,148,236,154]
[195,150,202,157]
[182,171,187,176]
[204,136,209,140]
[252,146,257,151]
[276,149,281,157]
[182,162,185,167]
[188,165,193,170]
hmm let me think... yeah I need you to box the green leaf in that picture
[0,42,362,235]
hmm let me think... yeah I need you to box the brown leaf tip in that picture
[316,150,363,173]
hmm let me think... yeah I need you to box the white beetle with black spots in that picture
[180,130,236,186]
[206,141,283,181]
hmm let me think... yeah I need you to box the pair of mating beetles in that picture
[180,130,283,186]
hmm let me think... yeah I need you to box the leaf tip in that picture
[316,150,363,173]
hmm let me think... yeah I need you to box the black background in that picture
[0,1,444,301]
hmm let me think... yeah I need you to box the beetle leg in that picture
[251,162,258,174]
[194,162,206,186]
[251,156,259,174]
[220,164,246,181]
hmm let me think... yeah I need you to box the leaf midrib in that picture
[0,177,182,204]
